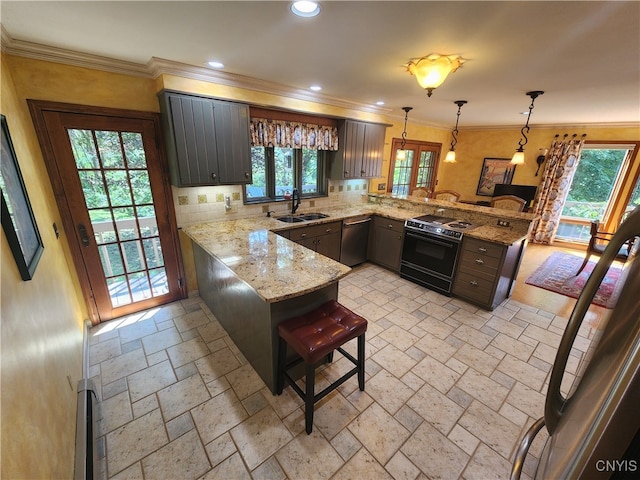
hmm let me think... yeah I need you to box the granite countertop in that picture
[184,219,352,304]
[184,199,537,303]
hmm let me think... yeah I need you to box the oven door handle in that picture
[405,231,456,249]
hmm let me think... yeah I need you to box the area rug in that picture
[525,251,624,308]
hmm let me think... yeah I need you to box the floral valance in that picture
[250,117,339,151]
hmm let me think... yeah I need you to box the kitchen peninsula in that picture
[184,219,352,393]
[184,196,539,392]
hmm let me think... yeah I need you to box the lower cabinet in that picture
[452,236,526,310]
[368,216,405,271]
[287,221,342,262]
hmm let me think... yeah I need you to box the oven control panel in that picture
[405,220,463,239]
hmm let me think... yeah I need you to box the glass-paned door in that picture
[30,102,185,322]
[389,138,441,196]
[69,128,167,307]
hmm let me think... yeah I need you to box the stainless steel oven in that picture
[400,215,474,295]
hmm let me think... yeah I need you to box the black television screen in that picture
[493,184,538,209]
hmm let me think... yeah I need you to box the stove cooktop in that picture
[405,214,476,239]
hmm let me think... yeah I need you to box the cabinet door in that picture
[213,101,252,184]
[361,123,386,178]
[370,218,404,271]
[163,93,219,186]
[315,231,342,261]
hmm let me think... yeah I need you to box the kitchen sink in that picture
[275,215,305,223]
[300,213,330,221]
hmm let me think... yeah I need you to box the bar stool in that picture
[277,300,367,434]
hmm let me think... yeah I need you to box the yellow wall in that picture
[1,56,89,478]
[1,53,639,478]
[437,126,640,202]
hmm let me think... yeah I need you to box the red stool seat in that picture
[277,300,367,434]
[278,300,367,365]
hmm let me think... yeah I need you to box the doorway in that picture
[29,100,185,323]
[388,138,441,196]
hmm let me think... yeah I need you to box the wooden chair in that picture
[433,190,461,202]
[491,194,526,212]
[574,219,637,276]
[411,187,431,198]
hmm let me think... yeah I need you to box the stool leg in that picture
[277,336,287,395]
[305,363,315,434]
[357,333,365,391]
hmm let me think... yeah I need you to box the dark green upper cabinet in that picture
[330,120,387,179]
[158,90,252,187]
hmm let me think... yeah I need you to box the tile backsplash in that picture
[172,179,370,227]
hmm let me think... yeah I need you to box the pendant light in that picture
[444,100,467,163]
[511,91,544,165]
[396,107,413,161]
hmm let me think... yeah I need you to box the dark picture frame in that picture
[476,157,516,196]
[1,114,44,280]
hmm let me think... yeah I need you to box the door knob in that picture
[78,223,90,247]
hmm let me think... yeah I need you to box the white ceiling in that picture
[1,1,639,128]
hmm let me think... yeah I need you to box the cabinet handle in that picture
[244,171,249,178]
[300,233,307,238]
[470,280,479,287]
[388,224,393,229]
[325,228,332,233]
[475,258,484,265]
[361,170,366,175]
[211,172,217,180]
[344,171,349,177]
[478,247,487,253]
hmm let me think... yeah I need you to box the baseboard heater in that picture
[74,379,98,480]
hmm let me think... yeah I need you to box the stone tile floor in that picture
[89,262,600,479]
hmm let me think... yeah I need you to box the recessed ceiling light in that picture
[291,1,321,17]
[206,61,224,69]
[376,101,385,106]
[309,85,322,91]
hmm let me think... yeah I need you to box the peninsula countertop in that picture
[183,199,537,304]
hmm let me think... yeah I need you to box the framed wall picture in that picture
[476,157,516,196]
[1,114,44,280]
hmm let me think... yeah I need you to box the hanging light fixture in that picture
[511,91,544,165]
[444,100,467,163]
[396,107,413,161]
[406,54,466,97]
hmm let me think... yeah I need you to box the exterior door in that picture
[389,138,441,196]
[29,101,185,323]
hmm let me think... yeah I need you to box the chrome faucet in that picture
[291,188,301,214]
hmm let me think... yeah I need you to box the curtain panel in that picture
[250,117,339,151]
[530,133,587,244]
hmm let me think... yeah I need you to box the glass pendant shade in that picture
[511,150,525,165]
[444,150,456,163]
[407,54,465,96]
[396,149,407,161]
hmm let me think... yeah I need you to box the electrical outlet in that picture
[497,219,511,227]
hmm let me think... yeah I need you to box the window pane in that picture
[69,129,99,169]
[274,147,294,198]
[95,131,125,168]
[247,147,267,199]
[122,132,147,168]
[301,148,319,195]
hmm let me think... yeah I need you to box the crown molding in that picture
[1,25,391,117]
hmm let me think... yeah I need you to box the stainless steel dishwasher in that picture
[340,216,371,266]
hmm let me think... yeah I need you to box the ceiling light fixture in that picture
[206,61,224,69]
[406,54,466,97]
[396,107,413,161]
[511,90,544,165]
[291,1,321,17]
[444,100,467,163]
[309,84,322,91]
